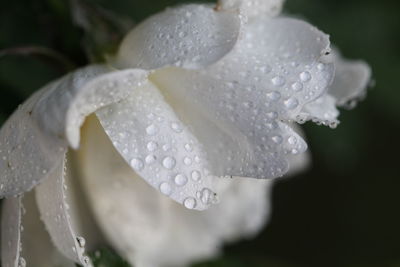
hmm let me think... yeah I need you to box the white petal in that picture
[96,81,216,210]
[21,191,76,267]
[1,196,22,267]
[152,67,308,179]
[77,118,275,267]
[329,50,371,108]
[114,4,241,70]
[218,0,285,18]
[299,94,340,128]
[35,153,91,267]
[0,65,148,197]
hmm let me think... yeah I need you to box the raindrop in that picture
[130,158,144,171]
[174,174,188,186]
[272,135,283,144]
[145,155,156,164]
[288,136,297,145]
[198,188,218,205]
[183,157,192,165]
[299,71,311,82]
[284,98,299,110]
[183,197,197,209]
[159,182,172,195]
[76,236,86,248]
[291,82,303,92]
[171,122,182,133]
[146,124,158,135]
[191,170,201,181]
[147,141,158,151]
[271,76,285,87]
[184,143,193,152]
[266,91,281,101]
[162,157,176,169]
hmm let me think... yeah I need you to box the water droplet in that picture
[159,182,172,195]
[183,197,197,209]
[171,122,182,133]
[271,76,285,87]
[272,135,283,144]
[18,257,26,267]
[291,82,303,92]
[147,141,158,151]
[76,236,86,248]
[266,111,278,119]
[130,158,144,171]
[299,71,311,82]
[317,63,325,71]
[198,188,218,205]
[266,91,281,101]
[162,157,176,169]
[174,174,188,186]
[183,157,192,165]
[146,124,158,135]
[284,98,299,110]
[184,143,193,152]
[191,170,201,181]
[288,136,297,145]
[145,155,156,164]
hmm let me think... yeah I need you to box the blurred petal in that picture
[96,81,216,210]
[1,196,22,267]
[35,153,91,266]
[0,65,148,197]
[218,0,284,18]
[329,50,371,108]
[77,117,275,267]
[21,192,75,267]
[114,4,241,70]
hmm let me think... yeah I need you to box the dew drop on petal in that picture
[191,170,201,181]
[145,155,156,164]
[184,143,193,152]
[183,197,197,209]
[174,174,188,186]
[198,188,218,205]
[130,158,144,171]
[288,136,297,145]
[284,98,299,110]
[299,71,311,82]
[162,156,176,169]
[272,135,283,144]
[147,141,158,151]
[183,157,192,165]
[291,82,303,92]
[271,76,285,87]
[159,182,172,195]
[146,124,158,135]
[266,91,281,101]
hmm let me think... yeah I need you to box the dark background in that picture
[1,0,399,266]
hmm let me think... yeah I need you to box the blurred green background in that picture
[1,0,399,266]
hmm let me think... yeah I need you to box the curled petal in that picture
[0,65,148,197]
[35,154,91,266]
[329,50,371,108]
[114,4,241,70]
[298,94,340,128]
[77,119,275,267]
[152,66,308,179]
[1,196,22,267]
[217,0,285,18]
[96,82,216,210]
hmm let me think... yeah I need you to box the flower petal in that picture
[96,81,216,210]
[298,94,340,128]
[1,196,22,267]
[35,153,91,267]
[152,67,308,179]
[114,4,241,70]
[21,191,76,267]
[0,65,148,197]
[218,0,284,18]
[77,118,275,267]
[329,50,371,108]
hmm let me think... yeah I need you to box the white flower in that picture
[0,0,370,266]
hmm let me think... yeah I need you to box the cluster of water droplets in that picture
[97,82,217,210]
